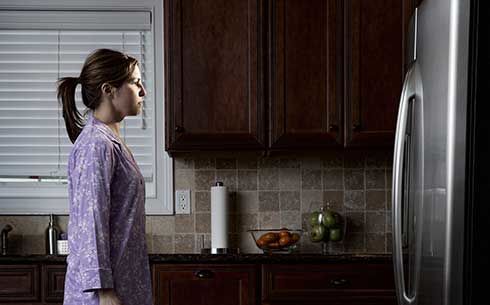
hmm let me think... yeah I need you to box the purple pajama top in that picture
[63,113,152,305]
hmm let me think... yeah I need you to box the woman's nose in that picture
[139,85,146,97]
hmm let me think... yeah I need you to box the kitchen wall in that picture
[0,150,392,255]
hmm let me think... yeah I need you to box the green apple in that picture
[323,210,337,228]
[309,211,323,226]
[329,227,342,241]
[309,224,326,242]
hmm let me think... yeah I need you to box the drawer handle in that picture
[330,278,349,287]
[195,269,214,279]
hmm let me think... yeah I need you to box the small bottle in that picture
[45,214,59,255]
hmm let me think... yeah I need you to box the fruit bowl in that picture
[248,228,302,254]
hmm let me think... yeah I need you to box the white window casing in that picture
[0,0,173,215]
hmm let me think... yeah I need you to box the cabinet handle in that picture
[329,124,339,132]
[175,125,184,133]
[352,124,361,132]
[194,269,214,279]
[330,278,349,287]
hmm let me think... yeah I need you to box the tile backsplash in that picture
[0,150,393,255]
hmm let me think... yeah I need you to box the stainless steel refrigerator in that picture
[391,0,489,305]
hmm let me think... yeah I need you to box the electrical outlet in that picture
[175,189,191,214]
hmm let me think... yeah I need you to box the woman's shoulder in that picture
[71,125,121,156]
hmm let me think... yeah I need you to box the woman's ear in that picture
[101,83,114,98]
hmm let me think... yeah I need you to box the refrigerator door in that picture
[392,0,470,305]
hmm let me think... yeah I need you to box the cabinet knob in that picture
[329,124,339,132]
[195,269,214,279]
[352,124,361,132]
[175,125,184,133]
[330,278,349,287]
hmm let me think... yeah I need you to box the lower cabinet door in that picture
[0,264,40,304]
[262,262,397,305]
[43,264,66,304]
[153,264,258,305]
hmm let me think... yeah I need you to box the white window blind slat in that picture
[0,14,154,183]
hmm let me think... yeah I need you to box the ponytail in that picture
[57,77,84,143]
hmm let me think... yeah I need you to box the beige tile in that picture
[237,213,258,232]
[366,169,385,189]
[195,170,215,191]
[14,216,48,235]
[279,158,300,168]
[216,158,237,169]
[152,235,174,254]
[174,157,194,170]
[258,212,280,229]
[195,191,211,212]
[301,157,323,169]
[5,234,23,254]
[279,191,300,211]
[366,151,389,168]
[174,234,195,253]
[195,158,215,169]
[301,169,322,190]
[216,170,237,191]
[344,169,364,190]
[344,233,365,252]
[195,213,210,234]
[22,234,44,254]
[145,234,153,253]
[237,157,258,169]
[279,168,301,190]
[174,215,194,233]
[386,211,392,233]
[386,233,393,253]
[174,169,195,189]
[386,190,392,210]
[258,168,279,190]
[366,211,385,233]
[366,190,386,210]
[280,211,301,230]
[238,170,258,191]
[150,216,175,235]
[366,233,386,253]
[321,151,344,168]
[235,191,259,214]
[323,191,344,212]
[258,157,281,168]
[344,191,365,210]
[194,234,211,251]
[386,169,393,190]
[238,232,262,254]
[323,169,343,190]
[300,190,323,212]
[344,151,365,168]
[345,212,365,233]
[258,191,279,212]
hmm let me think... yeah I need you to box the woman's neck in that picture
[93,110,122,138]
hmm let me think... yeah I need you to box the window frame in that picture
[0,0,173,215]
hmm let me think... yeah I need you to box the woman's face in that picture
[112,65,146,117]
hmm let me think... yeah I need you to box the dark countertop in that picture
[0,253,392,264]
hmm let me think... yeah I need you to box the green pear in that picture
[309,211,323,226]
[329,227,342,241]
[310,224,326,242]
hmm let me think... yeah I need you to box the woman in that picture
[58,49,152,305]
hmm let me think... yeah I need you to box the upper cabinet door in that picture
[165,0,265,152]
[268,0,343,150]
[344,0,408,147]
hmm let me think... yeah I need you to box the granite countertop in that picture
[0,253,392,264]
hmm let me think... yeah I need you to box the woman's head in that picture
[57,48,142,143]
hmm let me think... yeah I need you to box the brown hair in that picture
[57,48,139,143]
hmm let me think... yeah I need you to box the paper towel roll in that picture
[211,182,229,249]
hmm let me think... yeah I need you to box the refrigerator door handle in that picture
[393,64,416,305]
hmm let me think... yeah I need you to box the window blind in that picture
[0,11,155,185]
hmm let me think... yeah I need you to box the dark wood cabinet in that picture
[268,0,343,149]
[0,264,40,304]
[262,262,396,305]
[153,264,258,305]
[164,0,413,152]
[165,0,266,152]
[43,264,66,304]
[344,0,411,147]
